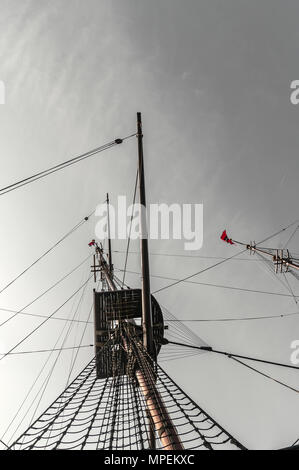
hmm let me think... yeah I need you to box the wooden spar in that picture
[245,244,299,272]
[146,409,156,450]
[136,369,183,450]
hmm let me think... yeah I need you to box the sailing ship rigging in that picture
[0,114,298,450]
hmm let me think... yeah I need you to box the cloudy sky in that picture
[0,0,298,450]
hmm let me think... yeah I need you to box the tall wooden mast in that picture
[137,112,155,358]
[135,112,183,450]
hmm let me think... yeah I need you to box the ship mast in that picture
[95,113,183,450]
[137,112,155,358]
[135,112,183,450]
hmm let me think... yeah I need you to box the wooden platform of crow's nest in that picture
[93,288,165,379]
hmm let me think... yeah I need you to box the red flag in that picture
[221,230,228,241]
[220,230,234,245]
[88,240,96,247]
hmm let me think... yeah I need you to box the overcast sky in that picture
[0,0,298,450]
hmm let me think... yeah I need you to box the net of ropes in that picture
[9,322,244,451]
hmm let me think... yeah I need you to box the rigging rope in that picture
[257,220,299,246]
[13,273,92,446]
[0,307,93,324]
[42,282,100,449]
[230,357,299,394]
[162,341,299,394]
[283,224,299,249]
[163,311,299,322]
[153,250,248,294]
[1,275,93,444]
[0,214,93,296]
[111,249,262,262]
[0,345,93,357]
[122,170,139,288]
[283,273,298,307]
[0,134,135,197]
[153,222,299,295]
[9,331,245,450]
[0,440,8,449]
[0,276,93,363]
[117,268,299,299]
[0,253,93,329]
[166,341,299,371]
